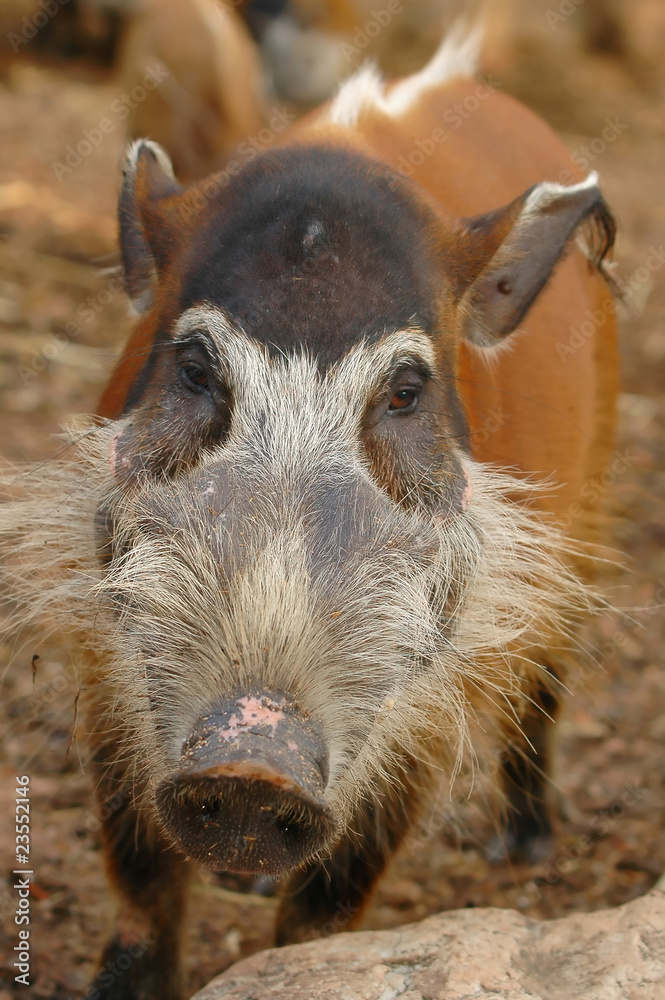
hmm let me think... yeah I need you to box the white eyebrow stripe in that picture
[370,329,437,370]
[173,307,436,410]
[334,329,437,387]
[173,304,246,346]
[326,329,437,419]
[175,306,435,372]
[172,304,269,388]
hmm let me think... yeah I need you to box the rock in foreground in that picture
[194,890,665,1000]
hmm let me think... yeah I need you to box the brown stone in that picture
[193,890,665,1000]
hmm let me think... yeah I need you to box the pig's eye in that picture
[179,361,210,394]
[388,388,419,414]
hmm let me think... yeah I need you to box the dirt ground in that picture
[1,4,664,998]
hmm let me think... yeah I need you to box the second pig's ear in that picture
[453,173,616,347]
[118,140,183,313]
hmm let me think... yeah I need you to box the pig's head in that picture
[1,140,612,875]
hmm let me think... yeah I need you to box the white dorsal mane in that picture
[329,23,482,127]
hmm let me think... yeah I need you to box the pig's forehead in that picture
[175,146,439,366]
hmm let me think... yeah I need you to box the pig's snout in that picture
[155,694,336,874]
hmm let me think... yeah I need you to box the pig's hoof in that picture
[485,822,555,865]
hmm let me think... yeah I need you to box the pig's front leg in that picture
[275,760,424,945]
[487,664,561,864]
[88,740,190,1000]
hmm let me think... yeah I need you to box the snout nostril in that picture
[275,818,300,839]
[197,795,223,820]
[274,807,308,842]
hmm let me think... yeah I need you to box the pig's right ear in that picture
[118,140,183,313]
[451,173,616,347]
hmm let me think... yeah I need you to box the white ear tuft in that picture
[522,171,600,216]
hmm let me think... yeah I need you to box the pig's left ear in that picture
[118,139,183,313]
[454,173,616,347]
